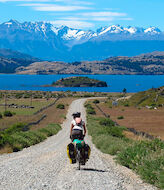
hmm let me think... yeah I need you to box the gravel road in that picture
[0,99,158,190]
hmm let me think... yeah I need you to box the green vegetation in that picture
[93,99,100,104]
[128,86,164,107]
[0,123,61,152]
[117,116,124,119]
[56,103,65,109]
[3,110,14,117]
[0,113,2,119]
[86,113,164,189]
[52,76,107,87]
[87,115,129,155]
[117,139,164,189]
[84,103,96,115]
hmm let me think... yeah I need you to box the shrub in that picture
[3,110,13,117]
[5,123,27,135]
[0,133,5,147]
[0,112,2,119]
[108,126,125,138]
[99,118,115,126]
[84,103,92,108]
[85,103,96,115]
[15,93,23,99]
[87,108,96,115]
[56,104,65,109]
[117,116,124,119]
[93,99,100,104]
[83,94,94,97]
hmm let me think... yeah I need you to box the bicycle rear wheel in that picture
[77,149,81,170]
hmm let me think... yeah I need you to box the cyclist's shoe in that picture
[81,159,85,165]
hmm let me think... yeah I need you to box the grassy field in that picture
[0,95,75,153]
[86,100,164,189]
[0,98,55,115]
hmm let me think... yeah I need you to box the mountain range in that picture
[16,51,164,75]
[1,20,164,62]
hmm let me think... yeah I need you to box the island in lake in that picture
[51,76,108,87]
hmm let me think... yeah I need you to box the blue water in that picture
[0,74,164,92]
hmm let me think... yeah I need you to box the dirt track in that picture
[0,99,157,190]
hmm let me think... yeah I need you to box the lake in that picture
[0,74,164,92]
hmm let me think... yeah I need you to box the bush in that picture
[3,110,13,117]
[85,103,96,115]
[84,103,92,108]
[87,108,96,115]
[93,99,100,104]
[117,116,124,119]
[0,112,2,119]
[4,123,27,135]
[15,93,23,99]
[108,126,125,138]
[56,104,65,109]
[99,118,115,126]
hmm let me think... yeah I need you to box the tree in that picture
[123,88,127,95]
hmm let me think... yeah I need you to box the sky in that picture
[0,0,164,31]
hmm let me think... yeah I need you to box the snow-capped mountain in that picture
[0,20,164,61]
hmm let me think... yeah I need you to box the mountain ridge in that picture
[0,48,40,73]
[16,51,164,75]
[1,20,164,61]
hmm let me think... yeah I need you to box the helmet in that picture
[72,112,81,118]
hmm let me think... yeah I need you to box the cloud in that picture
[0,0,50,2]
[75,11,133,22]
[0,0,93,4]
[19,3,92,11]
[80,11,127,17]
[51,20,94,29]
[58,16,114,22]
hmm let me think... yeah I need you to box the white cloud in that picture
[51,20,94,29]
[75,11,133,22]
[0,0,50,2]
[19,3,91,11]
[58,16,114,22]
[80,11,127,17]
[0,0,93,4]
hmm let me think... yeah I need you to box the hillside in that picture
[16,51,164,75]
[128,86,164,107]
[51,76,107,87]
[0,49,40,73]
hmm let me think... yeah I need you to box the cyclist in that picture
[70,112,86,141]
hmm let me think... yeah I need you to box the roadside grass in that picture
[87,115,130,155]
[86,104,164,189]
[0,123,61,152]
[117,139,164,189]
